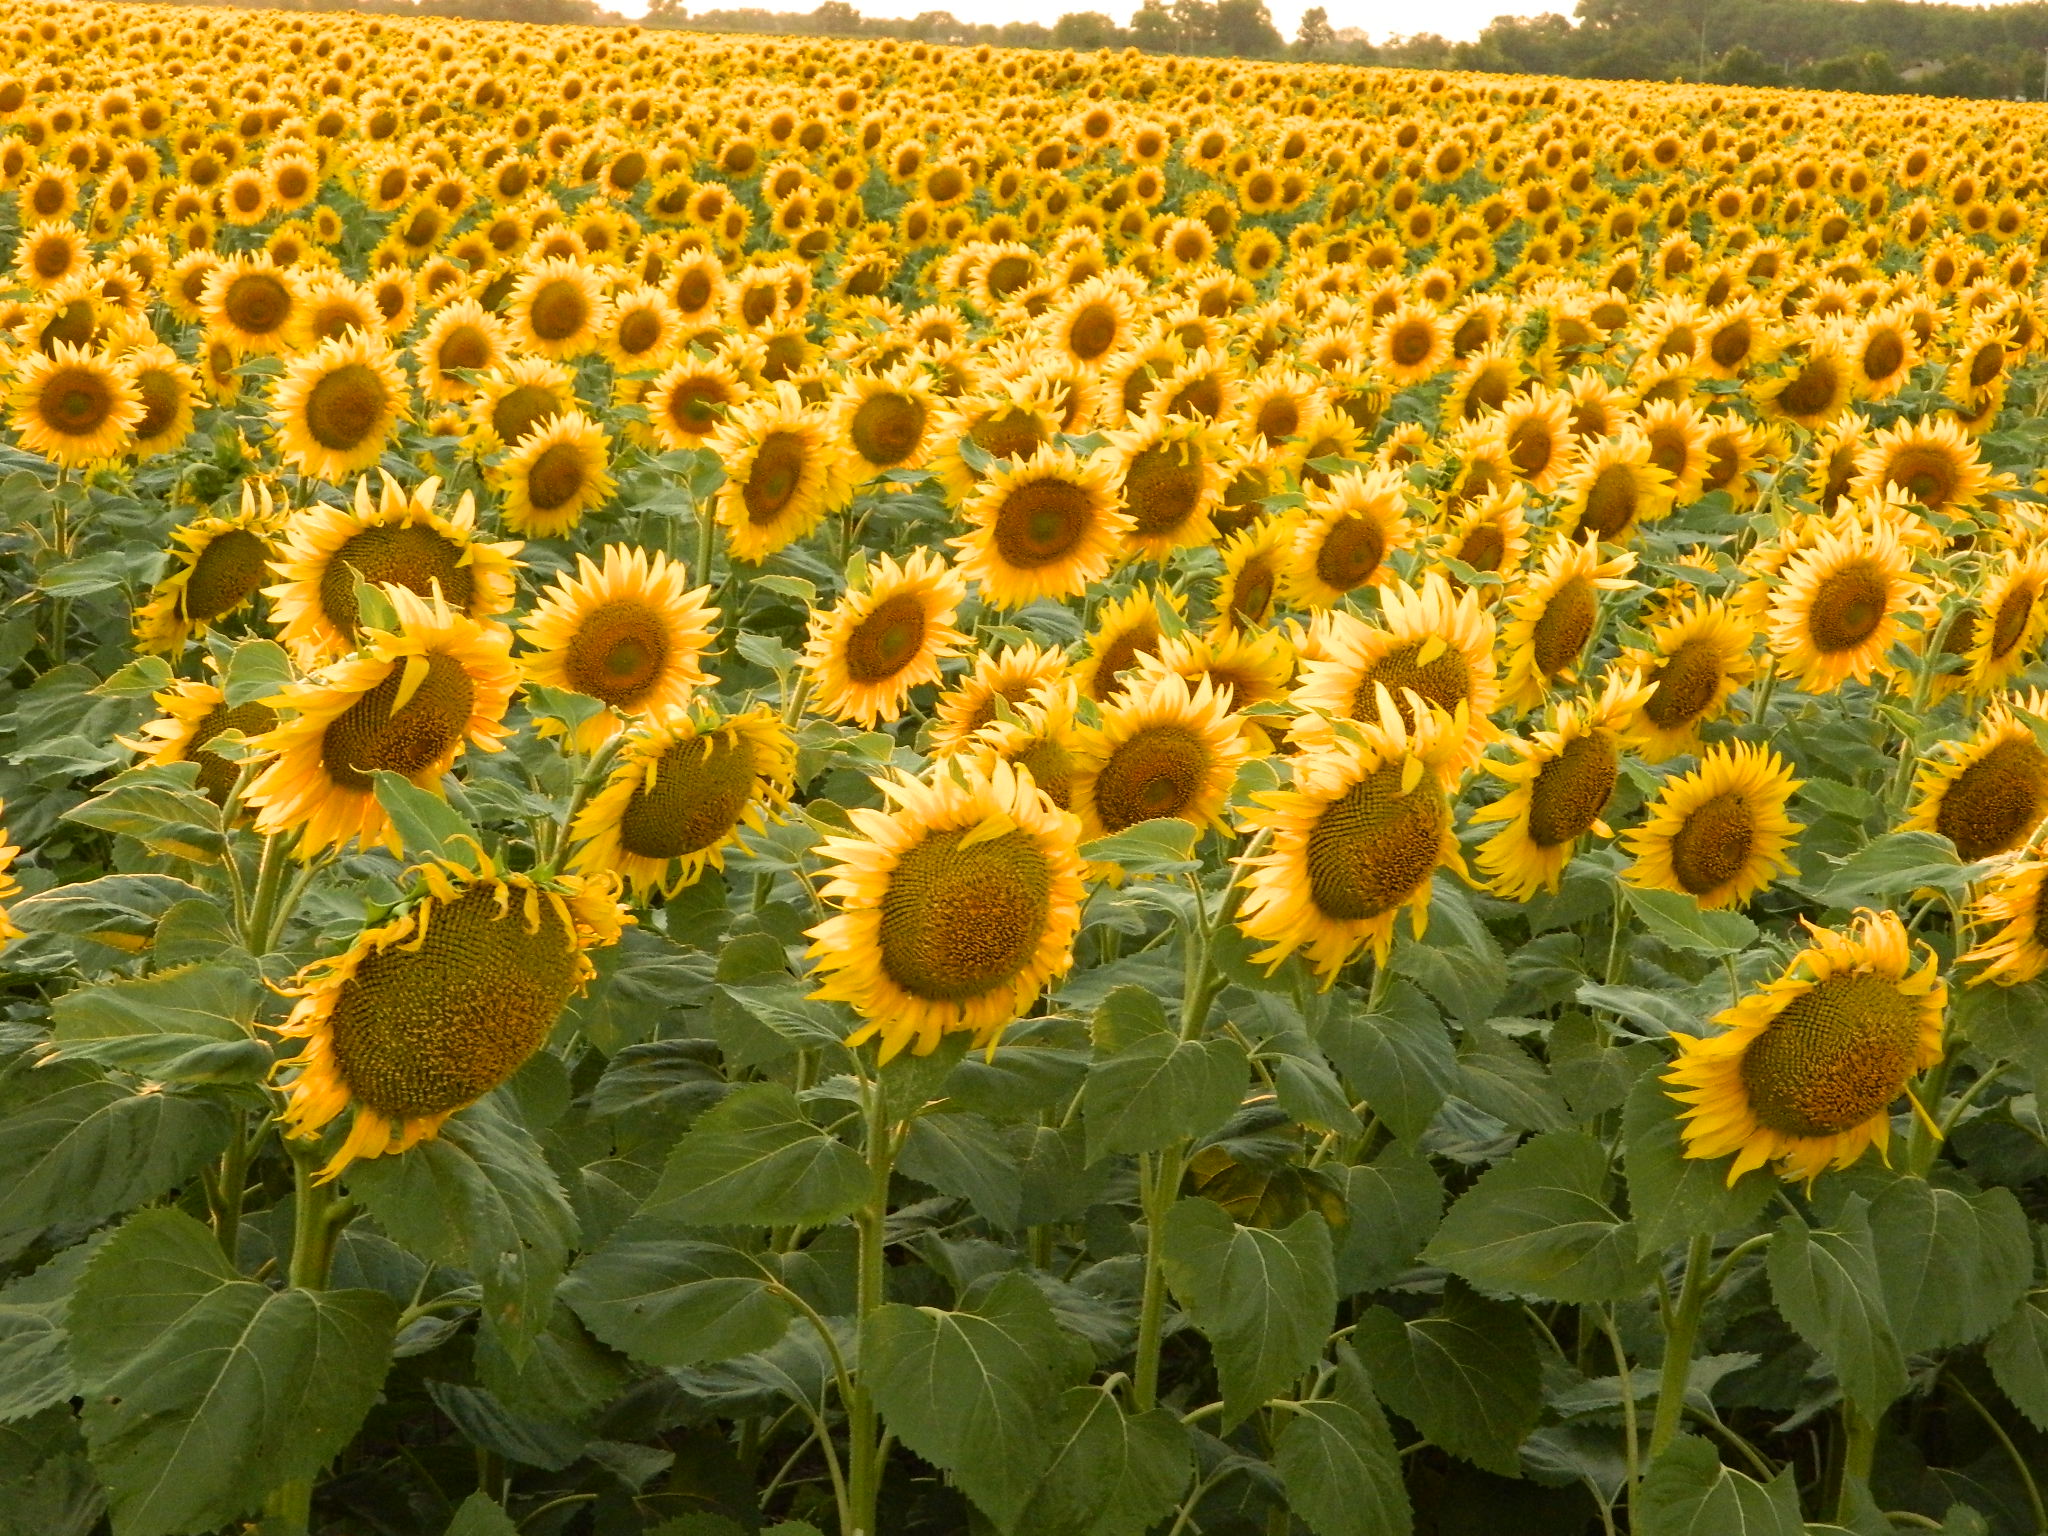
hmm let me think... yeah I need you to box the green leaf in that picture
[1424,1131,1659,1303]
[8,873,207,953]
[1767,1197,1906,1417]
[1079,817,1201,875]
[645,1082,866,1228]
[221,638,293,708]
[372,770,480,862]
[352,577,400,634]
[63,769,225,863]
[1082,1032,1248,1163]
[0,1244,94,1424]
[1160,1200,1335,1427]
[67,1209,397,1536]
[426,1380,586,1470]
[561,1225,792,1368]
[0,1082,232,1249]
[1635,1436,1803,1536]
[1392,877,1506,1023]
[1813,831,1970,908]
[1013,1388,1192,1536]
[1314,979,1457,1143]
[898,1111,1023,1228]
[47,962,271,1084]
[93,655,175,699]
[1335,1148,1443,1295]
[1353,1283,1541,1477]
[1987,1293,2048,1433]
[1090,985,1169,1051]
[1622,1070,1773,1254]
[1576,981,1703,1038]
[1624,887,1759,957]
[862,1272,1071,1526]
[1953,981,2048,1089]
[444,1491,520,1536]
[1866,1179,2031,1354]
[345,1095,576,1361]
[1273,1385,1411,1536]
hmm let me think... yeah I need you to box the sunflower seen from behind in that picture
[806,757,1086,1061]
[520,543,720,747]
[267,471,521,665]
[276,848,627,1178]
[244,585,518,859]
[570,708,795,899]
[1622,739,1803,910]
[1235,685,1466,981]
[1665,908,1944,1186]
[800,548,968,727]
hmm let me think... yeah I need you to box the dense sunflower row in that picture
[4,6,2048,1534]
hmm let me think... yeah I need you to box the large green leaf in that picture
[1272,1351,1411,1536]
[1353,1283,1541,1477]
[67,1209,397,1536]
[861,1272,1079,1527]
[1012,1387,1192,1536]
[1635,1436,1803,1536]
[1986,1293,2048,1433]
[444,1491,520,1536]
[1082,1032,1248,1163]
[1766,1197,1905,1416]
[8,874,208,954]
[0,1081,231,1250]
[1621,1070,1773,1254]
[644,1081,866,1228]
[1424,1131,1658,1303]
[897,1110,1023,1228]
[561,1223,793,1368]
[1334,1147,1443,1296]
[62,768,225,864]
[1313,979,1457,1143]
[1160,1199,1335,1426]
[1866,1178,2031,1354]
[46,962,271,1084]
[346,1094,576,1360]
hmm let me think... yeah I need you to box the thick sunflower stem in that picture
[1836,1402,1878,1522]
[244,832,293,954]
[692,481,719,584]
[1905,1052,1954,1179]
[1131,1143,1185,1414]
[1649,1233,1714,1459]
[265,1139,355,1536]
[845,1067,898,1536]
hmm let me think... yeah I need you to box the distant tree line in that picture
[124,0,2048,100]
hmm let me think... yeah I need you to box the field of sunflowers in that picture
[4,6,2048,1536]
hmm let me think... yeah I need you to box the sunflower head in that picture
[8,340,143,468]
[949,444,1130,609]
[1622,740,1804,910]
[271,329,409,484]
[133,479,285,654]
[800,548,969,727]
[276,847,628,1178]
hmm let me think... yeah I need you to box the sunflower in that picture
[800,549,968,726]
[1497,386,1575,493]
[1047,275,1139,367]
[244,586,519,859]
[949,444,1129,608]
[1761,326,1854,430]
[1496,538,1637,713]
[1850,307,1920,399]
[271,330,409,484]
[1374,302,1451,385]
[1234,692,1467,980]
[833,361,936,477]
[466,355,580,456]
[1636,398,1714,507]
[202,251,300,354]
[414,299,512,404]
[7,342,142,467]
[133,479,284,653]
[1903,692,2048,863]
[520,544,720,747]
[1556,430,1674,544]
[1073,584,1185,703]
[1101,410,1225,562]
[646,353,748,452]
[1070,670,1249,841]
[1277,468,1415,609]
[267,472,522,665]
[929,639,1069,756]
[601,285,683,371]
[1765,514,1926,694]
[1621,740,1804,910]
[127,676,281,807]
[1850,415,1990,518]
[1664,908,1944,1186]
[121,340,200,460]
[1434,485,1531,593]
[710,381,853,565]
[570,708,795,898]
[494,410,614,539]
[963,685,1085,810]
[1288,572,1500,772]
[1961,852,2048,985]
[1620,595,1757,761]
[1473,669,1652,900]
[0,803,19,943]
[506,255,607,360]
[1947,546,2048,697]
[1137,625,1295,714]
[806,757,1086,1061]
[1212,513,1290,635]
[275,848,627,1178]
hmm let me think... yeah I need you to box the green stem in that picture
[1836,1402,1878,1523]
[243,833,293,954]
[1601,1307,1640,1521]
[845,1066,898,1536]
[1130,1144,1185,1414]
[1947,1376,2047,1535]
[264,1139,356,1534]
[693,482,718,583]
[1649,1234,1713,1458]
[210,1111,252,1263]
[1747,659,1777,730]
[1906,1051,1954,1179]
